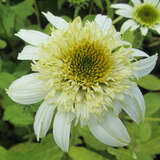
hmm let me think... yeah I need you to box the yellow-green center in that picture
[134,4,160,27]
[64,41,112,86]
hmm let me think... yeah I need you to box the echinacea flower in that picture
[112,0,160,35]
[7,12,157,152]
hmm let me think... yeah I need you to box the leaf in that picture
[93,0,104,11]
[3,104,34,126]
[69,146,109,160]
[0,146,7,160]
[0,72,16,89]
[0,39,7,49]
[144,92,160,115]
[138,122,151,142]
[83,15,96,23]
[0,59,2,71]
[7,134,64,160]
[107,147,134,160]
[136,152,152,160]
[141,137,160,154]
[105,0,114,18]
[122,29,144,49]
[137,74,160,91]
[57,0,66,9]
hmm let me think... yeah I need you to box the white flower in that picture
[112,0,160,36]
[7,12,157,152]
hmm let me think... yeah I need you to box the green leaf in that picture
[105,0,114,18]
[137,74,160,91]
[138,122,151,142]
[122,29,144,48]
[0,59,2,71]
[107,147,134,160]
[0,146,7,160]
[69,146,109,160]
[93,0,103,11]
[0,39,7,49]
[3,104,34,126]
[136,152,152,160]
[144,92,160,115]
[7,134,64,160]
[141,137,160,154]
[0,72,16,89]
[83,15,96,23]
[57,0,66,9]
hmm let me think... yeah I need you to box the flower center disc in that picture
[64,41,112,86]
[134,4,160,26]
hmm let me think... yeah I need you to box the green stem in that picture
[113,16,123,24]
[34,0,41,27]
[89,1,94,14]
[149,40,160,47]
[74,6,81,18]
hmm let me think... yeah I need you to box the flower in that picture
[7,12,157,152]
[112,0,160,36]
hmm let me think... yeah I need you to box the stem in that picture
[149,40,160,47]
[74,6,81,18]
[89,1,94,14]
[34,0,41,27]
[113,16,123,24]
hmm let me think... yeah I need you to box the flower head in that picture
[112,0,160,35]
[7,12,157,152]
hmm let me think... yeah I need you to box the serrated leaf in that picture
[69,146,108,160]
[144,92,160,115]
[0,146,7,160]
[0,72,16,89]
[137,74,160,91]
[83,15,96,23]
[7,134,64,160]
[107,147,134,160]
[3,104,34,126]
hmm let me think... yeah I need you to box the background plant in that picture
[0,0,160,160]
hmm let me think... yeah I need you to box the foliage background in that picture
[0,0,160,159]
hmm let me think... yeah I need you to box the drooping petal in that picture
[111,4,134,18]
[131,48,149,57]
[131,0,141,5]
[15,29,49,46]
[53,112,75,152]
[121,19,139,33]
[42,12,69,30]
[7,73,48,104]
[133,54,158,78]
[34,100,56,140]
[140,26,148,36]
[88,113,130,147]
[18,45,39,60]
[113,84,145,123]
[95,14,112,33]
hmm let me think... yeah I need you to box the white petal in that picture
[140,26,148,36]
[53,112,75,152]
[34,100,56,140]
[95,14,112,33]
[114,84,145,123]
[111,4,134,18]
[131,48,149,57]
[152,24,160,34]
[144,0,159,5]
[121,19,139,33]
[15,29,49,46]
[88,113,130,147]
[18,45,39,60]
[133,54,158,78]
[131,0,141,5]
[7,73,48,104]
[42,12,69,30]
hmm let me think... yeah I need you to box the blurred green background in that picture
[0,0,160,159]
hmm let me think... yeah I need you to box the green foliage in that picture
[69,146,109,160]
[0,39,7,49]
[137,74,160,90]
